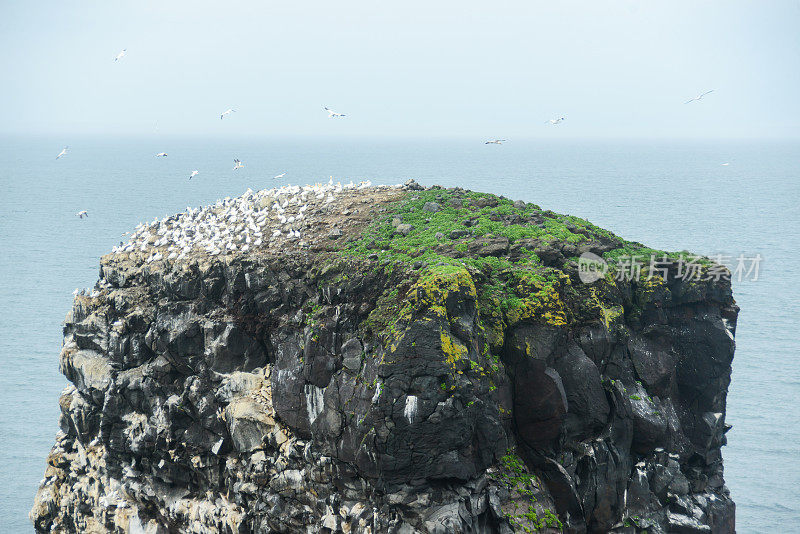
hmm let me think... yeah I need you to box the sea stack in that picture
[31,181,737,533]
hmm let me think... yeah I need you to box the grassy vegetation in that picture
[494,449,563,532]
[603,243,715,266]
[345,188,591,265]
[345,188,598,340]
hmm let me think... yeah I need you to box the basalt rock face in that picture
[32,184,737,533]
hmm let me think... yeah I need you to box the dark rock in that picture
[341,338,362,372]
[630,390,668,454]
[468,237,509,257]
[628,334,674,393]
[553,344,609,440]
[470,196,499,208]
[668,512,712,533]
[510,359,567,447]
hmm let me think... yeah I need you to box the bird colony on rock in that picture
[111,180,388,263]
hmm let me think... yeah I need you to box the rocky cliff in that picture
[32,181,737,533]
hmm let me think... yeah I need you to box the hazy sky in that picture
[2,1,798,139]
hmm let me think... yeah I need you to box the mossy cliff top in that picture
[309,183,733,347]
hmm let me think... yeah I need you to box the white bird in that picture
[56,146,68,159]
[685,90,714,104]
[546,117,565,125]
[76,210,88,219]
[114,49,127,62]
[233,159,243,170]
[189,170,199,180]
[485,139,507,145]
[721,162,730,166]
[155,152,168,157]
[220,109,236,120]
[324,107,346,118]
[274,172,286,179]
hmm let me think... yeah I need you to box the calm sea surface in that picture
[1,137,798,532]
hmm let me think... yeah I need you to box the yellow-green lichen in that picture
[440,330,469,367]
[503,272,570,328]
[412,265,477,308]
[588,287,624,329]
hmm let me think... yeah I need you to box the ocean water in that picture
[0,136,797,532]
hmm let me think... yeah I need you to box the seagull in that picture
[220,109,236,120]
[685,90,714,104]
[155,152,168,157]
[324,107,346,118]
[76,210,88,219]
[56,146,68,159]
[546,117,565,125]
[721,162,730,166]
[233,159,243,170]
[274,172,286,179]
[485,139,507,145]
[114,49,127,62]
[189,170,199,180]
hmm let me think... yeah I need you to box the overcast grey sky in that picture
[2,1,798,139]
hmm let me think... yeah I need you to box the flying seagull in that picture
[546,117,565,125]
[76,210,88,219]
[274,172,286,179]
[56,146,68,159]
[485,139,507,145]
[233,159,243,170]
[155,152,168,157]
[721,162,730,166]
[324,107,346,118]
[685,90,714,104]
[114,49,127,62]
[189,170,199,180]
[220,109,236,120]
